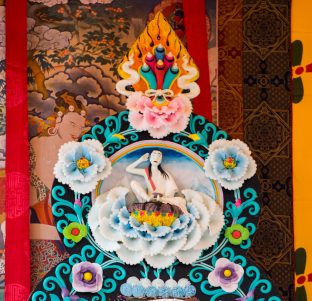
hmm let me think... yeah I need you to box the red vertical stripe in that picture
[183,0,212,121]
[5,0,30,300]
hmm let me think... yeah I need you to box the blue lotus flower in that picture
[88,187,224,269]
[54,139,112,194]
[204,139,257,190]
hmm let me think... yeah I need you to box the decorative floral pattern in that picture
[88,187,224,269]
[30,112,282,301]
[72,261,103,293]
[225,224,250,245]
[208,258,244,293]
[54,139,112,194]
[204,139,257,190]
[63,222,88,243]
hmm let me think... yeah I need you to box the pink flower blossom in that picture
[126,92,192,139]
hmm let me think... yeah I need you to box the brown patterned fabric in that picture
[30,240,69,290]
[218,0,244,140]
[243,0,293,300]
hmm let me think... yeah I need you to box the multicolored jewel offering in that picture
[223,157,237,169]
[76,157,91,170]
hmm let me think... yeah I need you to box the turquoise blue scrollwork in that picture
[81,111,139,156]
[172,114,228,159]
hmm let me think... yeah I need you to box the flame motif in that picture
[117,12,200,99]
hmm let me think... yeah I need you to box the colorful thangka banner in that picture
[293,0,312,300]
[2,0,296,300]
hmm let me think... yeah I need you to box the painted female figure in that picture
[126,150,187,213]
[30,90,87,239]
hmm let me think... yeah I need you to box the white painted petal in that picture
[141,239,167,256]
[221,282,239,293]
[120,222,138,238]
[97,158,112,179]
[127,276,140,286]
[95,192,108,205]
[122,236,142,251]
[99,200,114,220]
[182,223,202,250]
[193,229,219,250]
[116,246,144,265]
[109,211,121,230]
[70,178,98,194]
[218,178,244,191]
[177,278,190,288]
[145,254,176,269]
[58,141,79,158]
[87,202,101,231]
[188,203,200,219]
[201,193,217,213]
[145,224,171,238]
[208,139,230,153]
[166,279,178,288]
[235,263,245,279]
[207,270,220,287]
[171,218,181,230]
[209,205,225,236]
[91,227,120,252]
[182,189,204,204]
[118,207,130,224]
[53,161,69,185]
[129,216,146,231]
[244,157,257,179]
[82,139,104,153]
[215,257,231,268]
[106,186,129,203]
[99,217,122,241]
[204,158,217,180]
[140,278,152,288]
[191,198,210,231]
[176,249,202,265]
[231,139,251,155]
[152,278,165,288]
[177,214,190,230]
[161,237,187,256]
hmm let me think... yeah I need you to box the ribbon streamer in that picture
[183,0,212,120]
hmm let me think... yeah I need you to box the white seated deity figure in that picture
[126,150,188,214]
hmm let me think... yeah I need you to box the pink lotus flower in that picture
[126,92,192,139]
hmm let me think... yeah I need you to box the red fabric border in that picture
[183,0,212,120]
[5,0,30,300]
